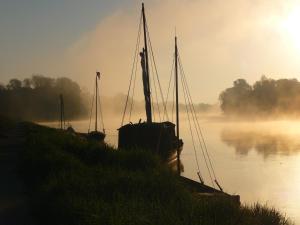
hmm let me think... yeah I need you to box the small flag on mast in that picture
[96,71,101,79]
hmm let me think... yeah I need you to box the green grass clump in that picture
[19,122,292,225]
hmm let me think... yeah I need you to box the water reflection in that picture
[221,128,300,158]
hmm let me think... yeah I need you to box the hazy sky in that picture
[1,0,300,103]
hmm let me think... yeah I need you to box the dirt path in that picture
[0,123,34,225]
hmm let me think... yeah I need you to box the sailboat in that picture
[87,72,106,142]
[118,4,240,203]
[118,3,183,170]
[58,93,75,133]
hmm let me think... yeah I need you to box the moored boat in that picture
[119,121,183,162]
[87,72,106,142]
[119,3,240,203]
[118,3,183,168]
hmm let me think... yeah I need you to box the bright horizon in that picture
[1,0,300,103]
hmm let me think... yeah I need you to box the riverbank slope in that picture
[0,118,293,225]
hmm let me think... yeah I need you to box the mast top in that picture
[142,2,145,13]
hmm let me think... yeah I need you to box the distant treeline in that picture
[220,76,300,116]
[0,75,215,122]
[0,75,88,121]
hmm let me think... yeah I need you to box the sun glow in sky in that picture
[2,0,300,103]
[279,5,300,50]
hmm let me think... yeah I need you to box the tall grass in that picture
[19,122,293,225]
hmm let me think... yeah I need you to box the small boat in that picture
[118,3,183,170]
[87,72,106,142]
[58,93,75,133]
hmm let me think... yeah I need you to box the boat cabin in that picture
[118,121,182,161]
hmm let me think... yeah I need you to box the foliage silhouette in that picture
[0,75,88,121]
[220,76,300,116]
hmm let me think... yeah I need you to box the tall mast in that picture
[141,3,152,123]
[95,74,98,132]
[175,36,180,174]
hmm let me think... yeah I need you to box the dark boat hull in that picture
[87,131,106,142]
[167,145,184,172]
[179,176,240,204]
[77,131,106,142]
[118,121,183,162]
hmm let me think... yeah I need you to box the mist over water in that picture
[42,115,300,223]
[221,123,300,158]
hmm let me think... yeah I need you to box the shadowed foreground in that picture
[0,119,34,225]
[1,118,292,225]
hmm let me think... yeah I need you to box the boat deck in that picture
[179,176,240,204]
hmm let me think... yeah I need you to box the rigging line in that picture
[154,58,176,153]
[178,61,202,178]
[149,42,161,122]
[154,60,174,151]
[180,64,214,187]
[128,53,139,122]
[128,23,142,122]
[178,58,209,167]
[178,53,218,185]
[163,54,175,121]
[180,76,213,186]
[180,68,204,183]
[177,53,218,180]
[58,97,61,129]
[176,49,215,186]
[165,55,175,103]
[63,102,68,129]
[97,84,105,133]
[145,23,169,121]
[121,12,142,126]
[171,73,176,123]
[88,84,96,133]
[149,74,156,122]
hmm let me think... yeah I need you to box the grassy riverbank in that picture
[17,121,292,225]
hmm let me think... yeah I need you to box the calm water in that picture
[42,117,300,223]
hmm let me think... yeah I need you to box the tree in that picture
[7,79,22,90]
[0,75,89,121]
[22,78,32,88]
[31,75,54,89]
[233,79,251,92]
[219,79,252,114]
[252,76,277,112]
[219,76,300,116]
[0,84,5,91]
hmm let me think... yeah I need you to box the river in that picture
[41,116,300,223]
